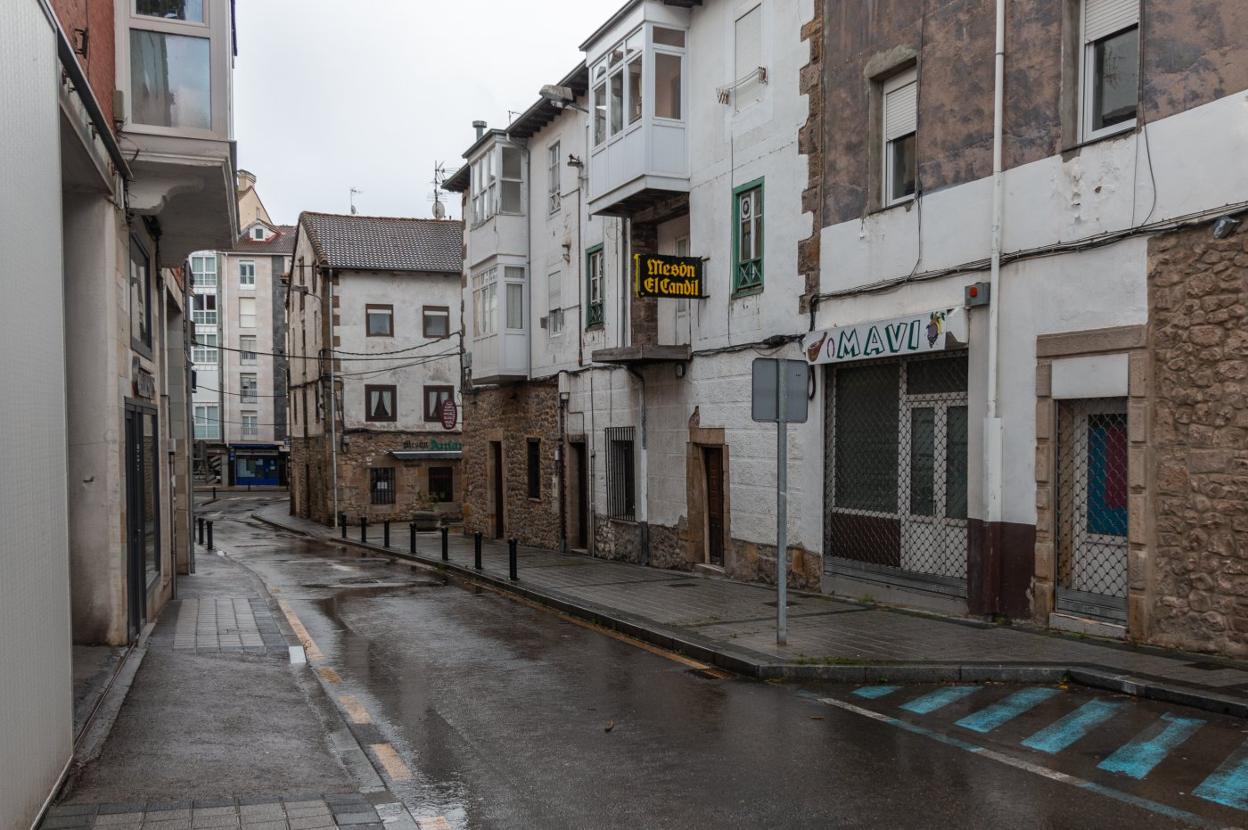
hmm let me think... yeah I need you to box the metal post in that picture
[383,520,390,548]
[474,532,482,570]
[340,514,347,539]
[360,516,367,544]
[441,526,449,561]
[197,517,204,545]
[776,369,789,647]
[212,486,216,500]
[409,523,417,555]
[508,539,518,581]
[206,520,214,551]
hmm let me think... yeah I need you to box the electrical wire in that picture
[191,338,462,363]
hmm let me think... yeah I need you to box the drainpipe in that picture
[627,366,649,565]
[983,0,1007,607]
[327,268,339,528]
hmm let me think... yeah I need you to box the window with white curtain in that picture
[194,404,220,439]
[548,142,561,214]
[734,6,763,111]
[505,267,525,330]
[472,267,498,337]
[500,146,524,214]
[239,297,256,328]
[548,271,564,337]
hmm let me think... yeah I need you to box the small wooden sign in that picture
[633,253,704,299]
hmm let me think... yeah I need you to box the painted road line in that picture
[853,686,901,700]
[276,599,325,662]
[1022,699,1124,754]
[417,818,452,830]
[318,666,343,684]
[371,742,414,782]
[817,696,1218,829]
[956,687,1061,734]
[1194,738,1248,811]
[1098,713,1205,780]
[900,686,978,715]
[339,694,373,724]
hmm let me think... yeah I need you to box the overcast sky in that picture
[234,0,623,225]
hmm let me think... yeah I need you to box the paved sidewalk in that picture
[251,501,1248,717]
[48,550,417,830]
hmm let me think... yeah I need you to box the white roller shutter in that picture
[884,78,918,141]
[1085,0,1138,43]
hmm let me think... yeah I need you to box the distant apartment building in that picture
[1,1,238,826]
[286,213,464,525]
[191,170,293,486]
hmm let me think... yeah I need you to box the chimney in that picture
[237,169,256,190]
[472,120,487,140]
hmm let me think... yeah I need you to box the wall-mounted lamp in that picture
[1213,215,1242,239]
[539,84,589,114]
[675,363,687,379]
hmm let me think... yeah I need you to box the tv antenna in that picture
[349,187,363,215]
[427,163,448,219]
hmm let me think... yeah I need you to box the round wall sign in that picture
[440,398,458,431]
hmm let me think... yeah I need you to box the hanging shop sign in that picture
[802,307,968,365]
[633,253,705,299]
[440,398,458,431]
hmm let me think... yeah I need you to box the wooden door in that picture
[704,446,725,566]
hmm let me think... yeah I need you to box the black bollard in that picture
[197,517,204,545]
[508,539,518,581]
[441,526,449,561]
[340,513,347,539]
[409,523,417,555]
[360,516,368,544]
[474,532,482,570]
[212,486,216,500]
[206,520,214,551]
[383,520,391,548]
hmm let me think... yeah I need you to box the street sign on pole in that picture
[751,358,809,646]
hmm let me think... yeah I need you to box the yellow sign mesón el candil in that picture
[633,253,704,299]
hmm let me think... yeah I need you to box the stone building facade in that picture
[1147,222,1248,655]
[286,213,464,528]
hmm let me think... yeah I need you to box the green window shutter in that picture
[732,178,764,295]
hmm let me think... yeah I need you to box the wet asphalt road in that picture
[207,496,1248,829]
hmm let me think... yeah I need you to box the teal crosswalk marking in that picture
[899,686,978,715]
[956,687,1060,733]
[1098,713,1204,780]
[852,685,900,700]
[1194,739,1248,811]
[1022,698,1124,754]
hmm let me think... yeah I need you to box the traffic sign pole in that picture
[777,367,788,647]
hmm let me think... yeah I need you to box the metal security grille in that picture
[824,354,970,594]
[604,427,636,520]
[370,467,396,506]
[1055,398,1128,620]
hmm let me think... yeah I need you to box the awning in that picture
[390,450,463,461]
[802,307,968,366]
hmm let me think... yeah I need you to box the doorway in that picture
[570,441,588,549]
[491,441,505,539]
[704,446,725,566]
[124,404,159,640]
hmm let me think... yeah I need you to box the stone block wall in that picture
[1148,223,1248,655]
[462,380,562,549]
[337,430,462,524]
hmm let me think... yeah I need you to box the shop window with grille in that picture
[429,467,454,503]
[824,354,969,592]
[604,427,636,520]
[1055,398,1128,621]
[370,467,396,505]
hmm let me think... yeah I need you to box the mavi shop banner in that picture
[802,307,968,365]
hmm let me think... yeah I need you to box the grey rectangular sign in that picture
[751,358,809,423]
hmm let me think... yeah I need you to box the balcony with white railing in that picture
[584,4,691,217]
[116,0,238,265]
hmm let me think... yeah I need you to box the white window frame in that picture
[882,68,918,208]
[1079,0,1140,143]
[239,297,256,329]
[191,253,217,288]
[499,145,525,215]
[547,271,564,337]
[191,292,217,325]
[674,236,690,320]
[240,411,258,438]
[472,267,498,337]
[251,226,265,240]
[192,332,218,365]
[240,373,258,404]
[547,141,561,214]
[504,266,526,331]
[239,259,256,289]
[239,335,257,364]
[194,403,220,440]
